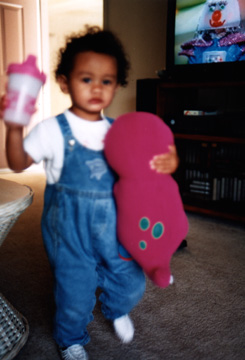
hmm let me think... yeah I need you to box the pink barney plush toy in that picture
[104,111,189,288]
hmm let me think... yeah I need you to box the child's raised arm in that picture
[5,124,34,171]
[1,95,33,171]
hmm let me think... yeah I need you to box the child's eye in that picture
[102,79,112,85]
[82,77,91,83]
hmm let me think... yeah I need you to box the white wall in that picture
[48,0,103,116]
[103,0,167,118]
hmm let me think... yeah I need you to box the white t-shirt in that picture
[24,109,112,184]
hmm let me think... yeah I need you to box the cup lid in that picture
[7,55,46,83]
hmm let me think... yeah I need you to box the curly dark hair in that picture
[55,26,130,87]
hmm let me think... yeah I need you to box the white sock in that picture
[113,314,134,344]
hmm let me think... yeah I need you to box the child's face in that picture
[59,51,119,120]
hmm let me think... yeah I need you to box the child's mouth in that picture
[89,98,102,104]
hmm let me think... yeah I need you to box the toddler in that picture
[2,27,179,360]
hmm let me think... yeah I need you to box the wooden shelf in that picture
[184,204,245,223]
[158,80,245,89]
[174,134,245,143]
[137,78,245,222]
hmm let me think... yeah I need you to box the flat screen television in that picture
[165,0,245,82]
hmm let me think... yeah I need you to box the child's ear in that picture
[57,75,69,94]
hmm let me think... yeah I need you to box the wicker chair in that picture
[0,179,33,360]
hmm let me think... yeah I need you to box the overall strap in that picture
[56,114,114,133]
[106,117,114,125]
[56,113,73,138]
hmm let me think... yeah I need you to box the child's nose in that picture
[92,82,102,92]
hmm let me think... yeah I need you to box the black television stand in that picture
[136,78,245,222]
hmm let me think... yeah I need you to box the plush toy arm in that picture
[150,145,179,174]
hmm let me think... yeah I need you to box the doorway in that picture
[48,0,103,116]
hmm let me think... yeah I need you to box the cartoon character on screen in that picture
[179,0,245,64]
[104,112,189,288]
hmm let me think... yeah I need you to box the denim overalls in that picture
[41,113,145,348]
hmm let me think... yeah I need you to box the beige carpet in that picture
[0,170,244,360]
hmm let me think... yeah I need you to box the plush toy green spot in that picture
[152,222,164,239]
[139,217,150,231]
[139,240,147,250]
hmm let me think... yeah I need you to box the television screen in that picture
[166,0,245,80]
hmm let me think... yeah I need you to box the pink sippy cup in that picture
[3,55,46,126]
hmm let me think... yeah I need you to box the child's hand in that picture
[150,145,179,174]
[0,94,7,119]
[0,94,27,129]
